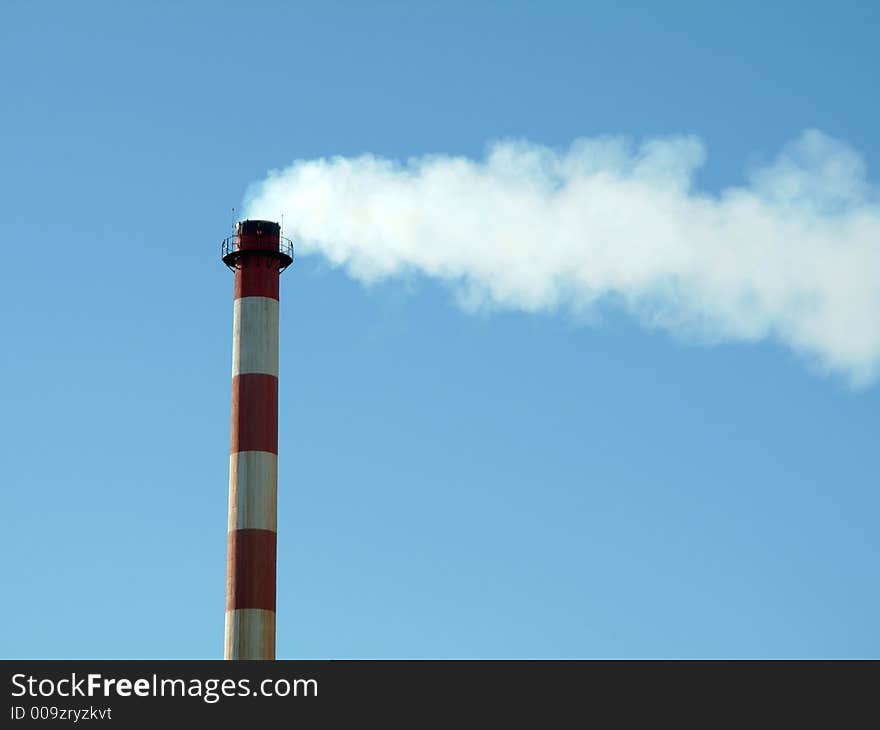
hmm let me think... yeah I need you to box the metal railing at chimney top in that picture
[221,234,295,271]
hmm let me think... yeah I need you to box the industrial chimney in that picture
[221,220,293,659]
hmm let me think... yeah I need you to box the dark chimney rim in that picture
[238,219,281,235]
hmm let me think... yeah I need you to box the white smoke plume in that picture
[243,130,880,386]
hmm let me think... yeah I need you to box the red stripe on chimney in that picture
[226,528,277,611]
[230,373,278,455]
[234,255,280,300]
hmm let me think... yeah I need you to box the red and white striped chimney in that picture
[222,220,292,660]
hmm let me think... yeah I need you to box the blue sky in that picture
[1,0,878,658]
